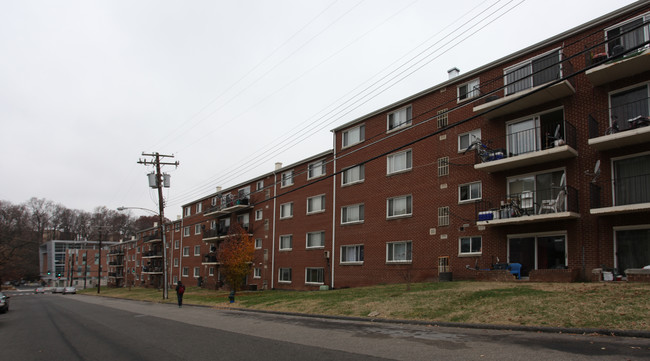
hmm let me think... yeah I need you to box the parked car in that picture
[0,292,9,313]
[62,287,76,295]
[34,287,45,294]
[53,287,65,294]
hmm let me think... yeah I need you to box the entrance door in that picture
[509,237,535,277]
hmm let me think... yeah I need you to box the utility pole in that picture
[138,152,179,300]
[97,229,102,294]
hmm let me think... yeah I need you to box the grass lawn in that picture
[80,281,650,331]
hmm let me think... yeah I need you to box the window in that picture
[183,246,190,257]
[615,227,650,274]
[279,235,293,250]
[387,195,412,218]
[196,203,202,213]
[341,245,364,264]
[438,206,449,226]
[182,267,189,277]
[610,85,649,130]
[308,160,326,179]
[183,227,190,237]
[256,180,264,190]
[508,169,566,213]
[184,207,190,217]
[307,195,326,214]
[341,204,364,224]
[306,231,325,248]
[458,129,481,152]
[238,186,251,203]
[305,268,324,284]
[194,245,201,256]
[237,213,250,230]
[174,240,179,249]
[387,241,412,263]
[459,236,482,255]
[280,202,293,219]
[211,196,217,206]
[254,268,261,278]
[279,268,292,283]
[342,125,365,147]
[210,220,217,230]
[387,149,412,175]
[255,209,263,221]
[194,224,201,235]
[504,49,561,95]
[342,165,364,186]
[612,153,650,206]
[438,157,449,177]
[255,238,263,249]
[457,78,480,102]
[606,13,650,56]
[281,170,294,187]
[437,108,448,129]
[387,105,412,131]
[209,267,214,276]
[509,234,567,276]
[459,182,482,203]
[174,223,180,232]
[193,267,200,277]
[173,258,179,267]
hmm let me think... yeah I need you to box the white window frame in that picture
[459,236,482,256]
[437,108,448,129]
[184,207,190,217]
[342,124,365,148]
[196,203,202,213]
[387,105,412,132]
[183,227,190,237]
[305,267,324,285]
[458,129,481,152]
[256,180,264,191]
[174,240,179,249]
[193,267,200,278]
[281,170,294,188]
[340,244,364,264]
[341,204,364,225]
[307,194,326,214]
[457,78,480,102]
[255,209,263,221]
[307,159,326,179]
[182,246,190,257]
[279,234,293,251]
[255,238,263,249]
[279,202,293,219]
[459,182,482,203]
[386,241,412,263]
[182,267,189,277]
[438,157,449,177]
[278,268,292,283]
[194,245,201,256]
[504,48,562,95]
[194,224,201,235]
[209,267,215,276]
[387,149,412,175]
[341,164,364,186]
[438,206,450,226]
[387,195,412,219]
[604,12,650,55]
[306,231,325,249]
[173,258,179,267]
[253,268,261,279]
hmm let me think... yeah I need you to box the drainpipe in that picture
[271,163,280,289]
[331,136,337,289]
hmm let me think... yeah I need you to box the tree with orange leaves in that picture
[219,223,255,292]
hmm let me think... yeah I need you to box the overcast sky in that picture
[0,0,638,217]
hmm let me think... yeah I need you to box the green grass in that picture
[79,281,650,331]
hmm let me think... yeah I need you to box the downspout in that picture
[331,133,337,289]
[271,172,278,289]
[179,217,184,284]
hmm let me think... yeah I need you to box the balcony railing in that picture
[142,250,162,258]
[472,120,577,172]
[143,233,161,242]
[475,186,579,225]
[202,224,253,241]
[204,197,251,216]
[587,97,650,150]
[203,254,218,263]
[591,174,650,215]
[142,266,162,273]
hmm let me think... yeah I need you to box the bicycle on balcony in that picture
[464,138,505,163]
[605,115,650,135]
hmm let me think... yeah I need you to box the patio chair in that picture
[508,263,522,279]
[538,174,566,214]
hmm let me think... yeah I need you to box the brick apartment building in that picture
[112,1,650,289]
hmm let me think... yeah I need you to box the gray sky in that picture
[0,0,637,217]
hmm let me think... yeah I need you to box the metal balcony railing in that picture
[588,96,650,138]
[476,186,578,221]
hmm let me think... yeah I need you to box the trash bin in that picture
[228,291,235,303]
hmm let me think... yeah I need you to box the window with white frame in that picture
[196,203,202,213]
[256,180,264,190]
[195,224,201,235]
[342,165,364,186]
[211,196,217,207]
[184,207,190,217]
[386,241,412,263]
[507,169,566,213]
[341,204,364,224]
[172,275,178,284]
[183,227,190,237]
[605,13,650,56]
[341,245,364,264]
[612,153,650,206]
[307,195,326,214]
[173,258,179,267]
[279,235,293,250]
[174,240,179,249]
[255,238,263,249]
[210,220,217,230]
[458,129,481,152]
[308,159,326,179]
[305,268,324,284]
[459,182,482,203]
[254,268,261,278]
[387,149,412,175]
[279,268,291,282]
[193,267,200,277]
[280,202,293,219]
[438,206,450,226]
[460,236,482,255]
[182,267,189,277]
[174,223,180,232]
[610,84,649,130]
[237,213,250,229]
[209,267,215,276]
[281,170,294,187]
[438,157,449,177]
[183,246,190,257]
[342,124,365,147]
[255,209,263,221]
[437,108,448,129]
[306,231,325,248]
[387,195,412,218]
[387,105,412,131]
[238,186,251,203]
[457,78,480,102]
[504,49,561,95]
[194,245,201,256]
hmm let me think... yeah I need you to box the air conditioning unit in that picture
[324,251,330,259]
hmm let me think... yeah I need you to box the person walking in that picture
[175,281,185,307]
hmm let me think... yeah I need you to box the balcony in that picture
[142,266,163,274]
[202,254,219,265]
[108,261,124,266]
[141,250,162,258]
[588,96,650,151]
[204,197,251,217]
[476,186,580,227]
[202,224,253,242]
[143,233,161,243]
[590,174,650,216]
[473,60,575,119]
[108,272,124,278]
[585,47,650,86]
[471,120,577,173]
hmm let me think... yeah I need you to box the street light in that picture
[117,206,169,300]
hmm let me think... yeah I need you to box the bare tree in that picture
[0,201,37,284]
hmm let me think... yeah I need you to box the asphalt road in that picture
[2,290,650,361]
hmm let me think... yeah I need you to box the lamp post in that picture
[118,206,169,300]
